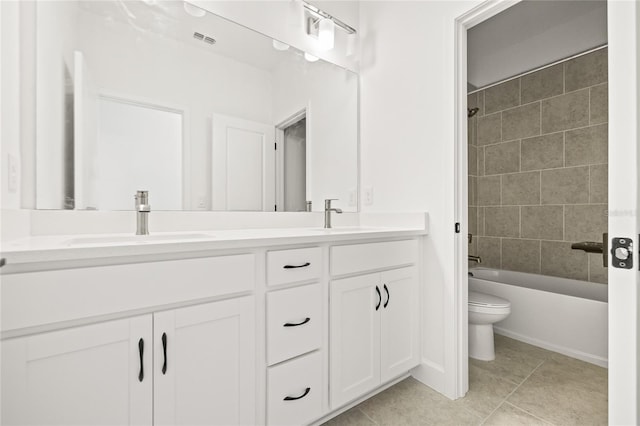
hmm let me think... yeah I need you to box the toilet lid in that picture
[469,291,510,308]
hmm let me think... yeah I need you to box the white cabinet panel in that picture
[1,316,153,425]
[2,254,255,332]
[330,267,419,409]
[330,273,381,408]
[154,297,255,426]
[267,247,322,286]
[267,283,322,365]
[330,240,418,276]
[267,351,323,426]
[380,267,419,382]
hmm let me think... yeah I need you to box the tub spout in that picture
[468,255,482,264]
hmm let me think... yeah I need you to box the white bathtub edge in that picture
[494,327,608,368]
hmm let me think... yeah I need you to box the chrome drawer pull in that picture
[283,317,311,327]
[284,387,311,401]
[283,262,311,269]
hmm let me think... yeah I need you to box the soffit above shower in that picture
[467,0,607,91]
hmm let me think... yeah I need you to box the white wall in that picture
[358,0,480,398]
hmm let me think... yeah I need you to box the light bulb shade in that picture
[183,2,206,17]
[304,52,319,62]
[272,39,290,51]
[318,18,335,51]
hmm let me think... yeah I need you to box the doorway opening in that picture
[276,109,308,212]
[455,0,612,417]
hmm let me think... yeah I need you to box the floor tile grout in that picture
[479,358,547,425]
[503,400,557,426]
[356,407,379,425]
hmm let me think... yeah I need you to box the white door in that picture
[1,316,153,425]
[330,273,381,408]
[212,113,275,211]
[380,267,420,383]
[154,297,255,426]
[607,2,639,424]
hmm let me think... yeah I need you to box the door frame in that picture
[452,0,523,399]
[453,1,639,422]
[275,106,309,212]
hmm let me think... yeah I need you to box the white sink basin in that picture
[308,227,381,234]
[66,233,213,246]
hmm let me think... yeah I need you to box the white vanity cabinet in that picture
[265,247,325,426]
[2,315,154,425]
[1,297,255,426]
[153,296,255,426]
[329,241,419,409]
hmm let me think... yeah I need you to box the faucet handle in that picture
[324,198,339,208]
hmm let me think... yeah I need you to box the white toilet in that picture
[468,291,511,361]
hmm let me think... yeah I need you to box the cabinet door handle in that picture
[375,285,381,311]
[284,387,311,401]
[283,317,311,327]
[383,284,390,308]
[138,338,144,382]
[283,262,311,269]
[161,332,168,375]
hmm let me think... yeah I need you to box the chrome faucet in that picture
[324,199,343,229]
[134,190,150,235]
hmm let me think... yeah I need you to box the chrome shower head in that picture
[468,107,479,118]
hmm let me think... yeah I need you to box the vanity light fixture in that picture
[317,18,335,51]
[272,39,290,51]
[304,52,319,62]
[302,1,357,35]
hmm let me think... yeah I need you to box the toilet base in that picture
[469,323,496,361]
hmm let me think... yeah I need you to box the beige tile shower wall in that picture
[468,48,608,284]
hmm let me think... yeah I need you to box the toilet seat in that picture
[469,291,510,308]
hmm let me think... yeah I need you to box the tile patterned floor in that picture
[324,335,608,426]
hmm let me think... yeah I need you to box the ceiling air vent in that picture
[193,32,216,45]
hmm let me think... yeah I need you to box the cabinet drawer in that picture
[267,284,322,365]
[331,240,418,276]
[1,254,255,332]
[267,247,322,286]
[267,351,323,426]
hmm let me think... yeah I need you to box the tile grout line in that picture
[356,407,379,425]
[479,359,547,425]
[502,401,558,426]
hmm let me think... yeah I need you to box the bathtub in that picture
[469,267,608,367]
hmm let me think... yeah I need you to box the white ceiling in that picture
[467,0,607,90]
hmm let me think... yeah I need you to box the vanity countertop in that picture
[0,226,427,271]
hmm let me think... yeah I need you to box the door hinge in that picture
[455,222,461,233]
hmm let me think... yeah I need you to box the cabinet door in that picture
[380,267,419,382]
[1,315,152,425]
[154,296,255,426]
[330,273,381,408]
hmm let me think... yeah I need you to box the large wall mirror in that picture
[35,0,358,212]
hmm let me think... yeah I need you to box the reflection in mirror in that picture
[35,0,358,212]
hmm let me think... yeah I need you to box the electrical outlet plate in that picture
[348,189,357,206]
[363,186,373,205]
[7,154,18,193]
